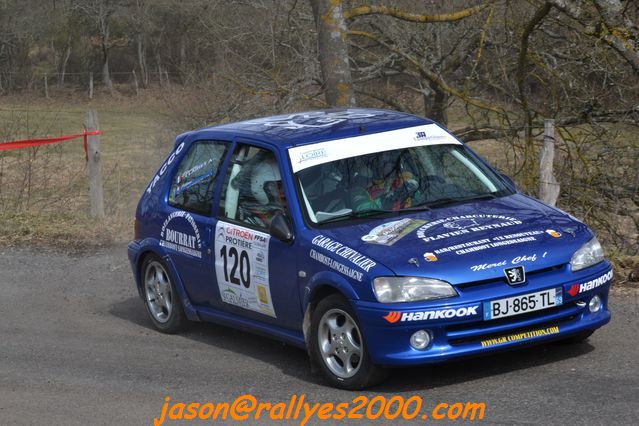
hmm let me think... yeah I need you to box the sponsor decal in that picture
[471,253,541,272]
[288,124,461,173]
[297,148,328,163]
[414,129,447,142]
[159,211,202,258]
[311,235,377,273]
[146,141,185,194]
[480,326,560,347]
[567,270,613,296]
[309,249,364,282]
[175,159,215,194]
[257,285,269,305]
[418,215,523,242]
[432,230,544,257]
[546,229,562,238]
[384,306,480,323]
[383,311,401,324]
[215,222,276,317]
[248,111,378,130]
[361,218,426,246]
[504,266,526,285]
[423,252,438,262]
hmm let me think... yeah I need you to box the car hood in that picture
[316,194,591,285]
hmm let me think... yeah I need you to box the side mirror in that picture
[500,173,517,191]
[270,213,294,243]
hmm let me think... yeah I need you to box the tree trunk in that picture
[102,48,114,94]
[310,0,356,107]
[179,35,187,84]
[423,81,449,125]
[137,33,148,88]
[59,38,72,86]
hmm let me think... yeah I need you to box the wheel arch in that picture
[301,271,361,351]
[133,241,200,321]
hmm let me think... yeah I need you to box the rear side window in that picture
[168,141,228,215]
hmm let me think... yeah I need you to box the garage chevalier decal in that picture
[311,235,377,273]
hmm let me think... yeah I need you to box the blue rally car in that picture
[128,109,612,389]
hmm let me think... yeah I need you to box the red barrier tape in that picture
[0,130,102,161]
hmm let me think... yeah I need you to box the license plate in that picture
[483,287,563,320]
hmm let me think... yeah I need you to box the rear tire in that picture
[141,254,188,334]
[309,294,388,390]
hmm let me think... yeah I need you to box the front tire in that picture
[141,254,188,334]
[309,294,387,389]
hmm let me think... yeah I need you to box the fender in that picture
[129,238,200,321]
[303,270,361,308]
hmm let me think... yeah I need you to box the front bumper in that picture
[353,262,613,366]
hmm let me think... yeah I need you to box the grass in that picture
[0,93,179,247]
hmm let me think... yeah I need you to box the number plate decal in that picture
[215,221,276,318]
[483,287,563,321]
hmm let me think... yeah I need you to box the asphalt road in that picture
[1,245,638,425]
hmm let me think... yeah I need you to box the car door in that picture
[213,141,302,330]
[162,139,230,309]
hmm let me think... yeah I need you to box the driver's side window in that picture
[218,144,288,231]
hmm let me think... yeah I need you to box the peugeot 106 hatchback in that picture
[128,109,612,389]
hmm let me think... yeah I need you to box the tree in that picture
[72,0,124,94]
[309,0,356,107]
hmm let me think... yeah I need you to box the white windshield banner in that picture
[288,124,461,173]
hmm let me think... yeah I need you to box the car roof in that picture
[178,108,434,149]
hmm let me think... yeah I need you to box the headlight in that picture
[373,276,458,303]
[570,237,604,272]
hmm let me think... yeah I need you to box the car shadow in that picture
[110,296,595,391]
[110,296,320,385]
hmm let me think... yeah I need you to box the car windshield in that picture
[294,143,512,224]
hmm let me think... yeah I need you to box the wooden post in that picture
[44,73,49,98]
[539,119,560,206]
[85,110,105,218]
[89,72,94,99]
[132,69,139,96]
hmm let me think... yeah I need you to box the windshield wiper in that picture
[317,208,398,225]
[426,193,497,209]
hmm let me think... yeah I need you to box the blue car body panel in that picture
[128,108,612,365]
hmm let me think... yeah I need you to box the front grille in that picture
[456,263,566,291]
[445,301,582,346]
